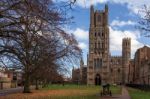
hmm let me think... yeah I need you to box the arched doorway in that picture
[95,74,101,85]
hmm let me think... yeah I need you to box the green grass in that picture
[128,88,150,99]
[2,84,121,99]
[41,84,121,99]
[43,84,92,90]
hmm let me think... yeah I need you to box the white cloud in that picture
[64,27,88,50]
[73,28,88,41]
[75,0,107,8]
[68,0,150,15]
[110,20,136,27]
[65,26,144,58]
[110,0,150,15]
[78,42,87,49]
[109,26,143,57]
[54,0,150,15]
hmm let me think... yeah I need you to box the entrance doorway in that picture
[95,74,101,85]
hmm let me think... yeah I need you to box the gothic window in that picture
[100,59,102,66]
[98,41,100,49]
[118,69,120,73]
[98,15,101,22]
[89,79,93,81]
[95,32,96,37]
[94,49,96,54]
[102,32,104,37]
[95,42,96,49]
[97,58,99,68]
[102,43,104,48]
[98,32,100,36]
[94,59,97,68]
[111,68,113,73]
[100,43,102,49]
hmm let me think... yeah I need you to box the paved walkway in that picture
[0,87,23,96]
[121,86,131,99]
[0,86,35,96]
[100,86,131,99]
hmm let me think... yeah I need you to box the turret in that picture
[105,4,108,25]
[80,57,84,83]
[122,37,131,84]
[90,5,94,27]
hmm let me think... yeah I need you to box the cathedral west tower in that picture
[87,5,110,85]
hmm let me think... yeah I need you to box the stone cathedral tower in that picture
[122,38,131,84]
[87,5,110,85]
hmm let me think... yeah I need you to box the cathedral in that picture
[87,4,131,85]
[72,4,150,85]
[72,5,150,85]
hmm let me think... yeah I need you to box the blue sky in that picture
[57,0,150,67]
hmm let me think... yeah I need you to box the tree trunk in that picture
[23,73,30,93]
[35,79,39,90]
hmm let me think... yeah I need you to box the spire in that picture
[105,4,108,25]
[73,66,74,71]
[105,4,108,13]
[80,57,84,66]
[90,5,94,27]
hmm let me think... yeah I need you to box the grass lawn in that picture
[1,84,121,99]
[128,88,150,99]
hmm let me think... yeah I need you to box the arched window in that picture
[98,41,100,49]
[118,68,120,73]
[95,32,96,37]
[102,32,104,37]
[95,42,97,49]
[100,59,102,67]
[111,68,113,73]
[94,59,97,68]
[98,15,101,22]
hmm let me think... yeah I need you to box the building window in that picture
[98,32,100,36]
[97,58,99,68]
[95,58,102,69]
[102,32,104,37]
[89,79,93,81]
[95,32,97,37]
[94,49,96,54]
[102,43,104,49]
[111,68,113,73]
[95,42,97,49]
[98,41,100,49]
[98,15,101,22]
[94,59,96,68]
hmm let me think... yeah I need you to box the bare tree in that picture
[138,5,150,38]
[0,0,81,93]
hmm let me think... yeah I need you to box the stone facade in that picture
[80,58,87,84]
[133,46,150,85]
[72,59,87,84]
[109,56,122,84]
[87,5,110,85]
[72,4,150,86]
[87,5,131,85]
[128,59,134,84]
[72,67,80,84]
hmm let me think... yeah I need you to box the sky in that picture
[56,0,150,68]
